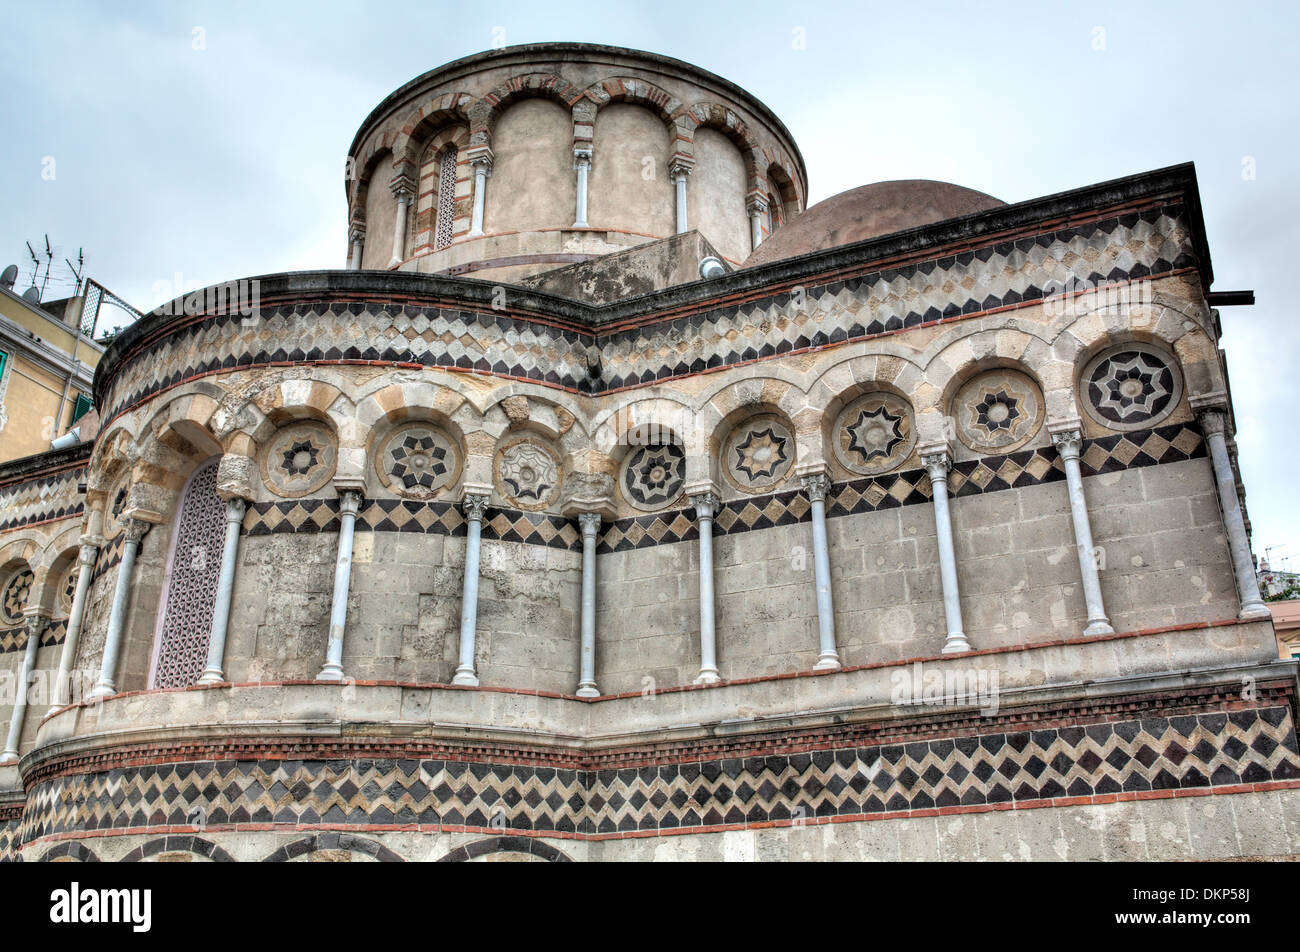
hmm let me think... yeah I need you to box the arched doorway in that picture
[150,458,228,688]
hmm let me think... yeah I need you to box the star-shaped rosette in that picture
[733,427,789,481]
[972,389,1020,434]
[846,405,904,464]
[624,443,685,508]
[387,433,447,490]
[280,440,320,477]
[1092,352,1173,423]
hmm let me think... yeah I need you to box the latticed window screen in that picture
[434,147,458,250]
[152,458,227,688]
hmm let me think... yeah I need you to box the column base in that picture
[0,750,17,765]
[387,258,402,269]
[196,668,226,686]
[941,633,972,654]
[87,681,116,701]
[694,668,721,685]
[1240,604,1272,620]
[452,668,479,687]
[1083,619,1115,636]
[575,682,599,698]
[316,663,345,682]
[572,220,589,229]
[813,652,842,672]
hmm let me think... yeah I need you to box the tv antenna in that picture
[40,235,54,302]
[25,241,41,300]
[65,248,84,297]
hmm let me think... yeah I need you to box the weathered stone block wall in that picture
[223,531,581,691]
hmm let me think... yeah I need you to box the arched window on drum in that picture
[150,457,228,688]
[434,146,458,250]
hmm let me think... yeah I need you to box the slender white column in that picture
[50,539,99,709]
[198,497,247,685]
[469,157,492,237]
[691,490,720,683]
[348,228,365,270]
[90,518,149,700]
[1197,408,1269,618]
[671,162,691,234]
[1050,425,1114,636]
[318,490,362,681]
[801,472,841,671]
[453,491,491,686]
[576,511,601,697]
[922,449,970,653]
[748,198,767,251]
[388,185,412,267]
[1,614,47,763]
[572,148,592,228]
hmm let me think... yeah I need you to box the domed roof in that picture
[743,179,1004,268]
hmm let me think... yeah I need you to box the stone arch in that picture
[764,161,800,227]
[392,91,474,168]
[436,835,572,862]
[40,841,101,862]
[591,393,695,461]
[262,832,405,862]
[30,523,83,618]
[681,102,763,191]
[929,328,1058,413]
[411,125,471,256]
[119,834,235,862]
[350,141,396,220]
[474,73,587,142]
[0,539,36,632]
[582,76,684,164]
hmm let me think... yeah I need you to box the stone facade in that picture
[0,43,1290,862]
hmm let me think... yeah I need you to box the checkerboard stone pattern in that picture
[15,701,1300,847]
[0,465,85,533]
[97,203,1196,424]
[0,813,20,863]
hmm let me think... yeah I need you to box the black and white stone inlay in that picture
[954,370,1044,454]
[377,424,459,500]
[1085,348,1179,429]
[724,416,795,492]
[623,443,686,510]
[263,422,337,498]
[497,439,560,510]
[833,393,916,476]
[1,569,33,626]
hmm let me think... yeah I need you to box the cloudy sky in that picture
[2,1,1296,565]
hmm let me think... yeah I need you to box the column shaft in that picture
[51,541,97,708]
[924,453,970,653]
[691,492,719,683]
[1199,410,1269,617]
[453,493,490,686]
[1,616,45,762]
[198,498,246,685]
[90,519,147,699]
[470,162,489,236]
[1052,428,1113,635]
[318,491,361,681]
[389,190,410,266]
[573,150,591,228]
[576,511,600,696]
[673,170,689,234]
[802,473,840,670]
[348,230,364,270]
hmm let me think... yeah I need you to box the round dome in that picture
[743,179,1004,268]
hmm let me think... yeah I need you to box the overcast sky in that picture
[1,1,1296,565]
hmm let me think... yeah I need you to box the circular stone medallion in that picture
[953,369,1045,454]
[722,415,796,493]
[1082,344,1182,431]
[622,442,686,511]
[832,392,916,476]
[262,421,338,498]
[1,568,33,626]
[375,423,461,499]
[57,564,79,616]
[495,437,561,511]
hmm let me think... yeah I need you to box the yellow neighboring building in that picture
[1270,599,1300,659]
[0,284,103,463]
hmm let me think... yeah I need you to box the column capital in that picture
[336,489,363,516]
[461,485,492,522]
[467,148,494,175]
[1048,421,1084,460]
[800,472,832,502]
[689,491,720,517]
[746,195,769,216]
[918,441,952,480]
[388,174,415,202]
[78,534,103,553]
[577,510,602,536]
[349,226,367,244]
[1195,405,1229,436]
[224,497,248,524]
[572,146,593,169]
[122,517,152,544]
[668,157,694,180]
